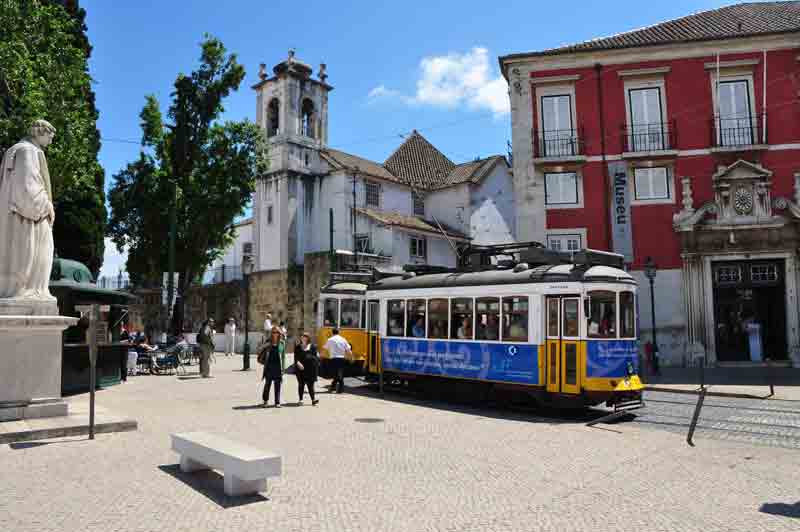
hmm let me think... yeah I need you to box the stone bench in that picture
[171,431,281,496]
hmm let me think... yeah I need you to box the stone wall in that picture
[303,252,333,337]
[248,266,305,342]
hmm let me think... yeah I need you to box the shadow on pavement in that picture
[760,502,800,518]
[343,380,620,427]
[232,404,265,411]
[9,438,86,450]
[158,464,268,508]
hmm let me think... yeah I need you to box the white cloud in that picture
[98,237,128,279]
[368,47,509,116]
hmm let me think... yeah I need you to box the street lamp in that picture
[241,254,254,371]
[644,256,660,376]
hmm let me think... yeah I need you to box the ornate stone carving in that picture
[674,201,718,231]
[680,176,694,214]
[711,159,774,221]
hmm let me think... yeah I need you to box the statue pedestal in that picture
[0,313,78,422]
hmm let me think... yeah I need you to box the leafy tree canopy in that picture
[0,0,106,274]
[107,35,267,298]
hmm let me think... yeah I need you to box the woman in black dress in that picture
[294,332,319,405]
[261,326,285,408]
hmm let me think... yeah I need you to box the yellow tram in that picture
[316,280,370,376]
[361,247,644,408]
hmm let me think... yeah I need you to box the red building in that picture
[500,2,800,367]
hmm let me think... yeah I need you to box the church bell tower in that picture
[251,50,333,273]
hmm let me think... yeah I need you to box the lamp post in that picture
[644,256,660,376]
[241,254,254,371]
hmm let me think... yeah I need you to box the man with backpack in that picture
[197,318,215,378]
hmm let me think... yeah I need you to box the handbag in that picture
[256,346,266,365]
[284,364,296,375]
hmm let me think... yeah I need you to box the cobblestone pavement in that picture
[1,356,799,532]
[633,390,800,449]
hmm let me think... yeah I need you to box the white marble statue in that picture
[0,120,57,301]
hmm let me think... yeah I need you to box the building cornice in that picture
[502,33,799,76]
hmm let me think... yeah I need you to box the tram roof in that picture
[368,264,634,291]
[320,281,369,295]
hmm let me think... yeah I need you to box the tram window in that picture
[476,297,500,340]
[620,291,635,338]
[428,299,449,339]
[323,299,339,327]
[502,296,529,342]
[407,299,427,338]
[387,300,406,337]
[451,298,474,340]
[563,299,579,337]
[547,299,559,337]
[587,290,616,338]
[340,299,360,328]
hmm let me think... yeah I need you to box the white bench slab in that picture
[171,431,281,496]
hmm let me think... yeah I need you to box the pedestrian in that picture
[294,332,320,405]
[197,318,215,378]
[224,317,236,356]
[259,325,286,407]
[263,312,273,338]
[279,320,288,342]
[323,328,351,393]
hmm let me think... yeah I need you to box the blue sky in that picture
[87,0,730,277]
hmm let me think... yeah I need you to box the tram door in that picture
[545,296,581,395]
[366,300,381,374]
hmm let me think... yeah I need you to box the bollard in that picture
[766,357,775,398]
[686,386,707,447]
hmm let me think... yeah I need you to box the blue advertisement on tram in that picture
[381,338,539,385]
[586,340,639,377]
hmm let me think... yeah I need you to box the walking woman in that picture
[260,326,285,408]
[294,332,320,405]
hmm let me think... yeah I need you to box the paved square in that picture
[1,356,798,532]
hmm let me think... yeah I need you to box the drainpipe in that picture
[595,63,613,252]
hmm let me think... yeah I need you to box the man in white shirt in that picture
[224,317,236,356]
[263,313,272,342]
[323,328,351,393]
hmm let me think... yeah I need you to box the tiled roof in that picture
[435,156,507,190]
[321,148,398,181]
[355,207,468,239]
[323,131,506,191]
[383,131,456,189]
[501,2,800,60]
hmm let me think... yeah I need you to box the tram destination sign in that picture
[608,161,633,263]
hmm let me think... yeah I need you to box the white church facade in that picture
[214,50,516,338]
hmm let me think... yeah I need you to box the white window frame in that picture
[543,170,581,208]
[535,83,579,159]
[545,228,587,252]
[412,190,425,217]
[409,235,427,259]
[709,70,758,146]
[630,165,675,206]
[623,76,669,153]
[365,181,381,208]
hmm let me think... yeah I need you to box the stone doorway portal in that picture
[712,260,787,362]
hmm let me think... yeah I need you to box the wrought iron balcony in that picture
[622,121,675,153]
[533,127,584,159]
[710,113,766,149]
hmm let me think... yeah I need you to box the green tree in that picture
[0,0,106,274]
[107,35,267,328]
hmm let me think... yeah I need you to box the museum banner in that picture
[608,161,633,263]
